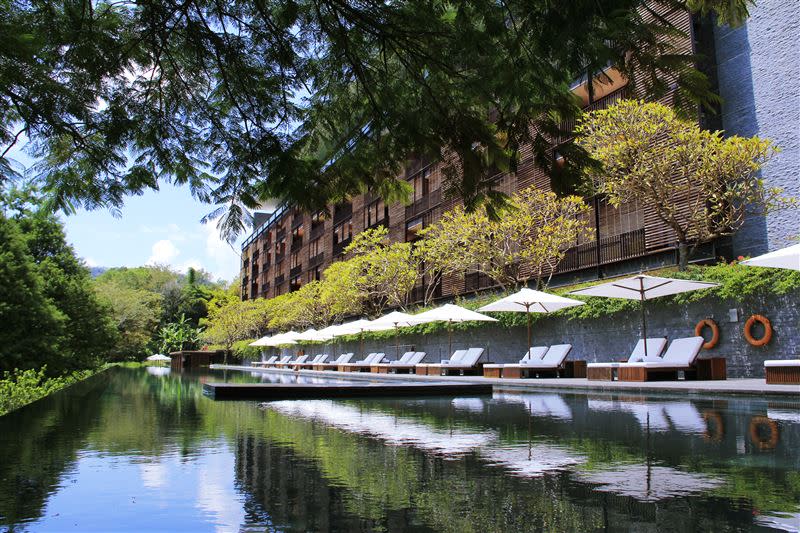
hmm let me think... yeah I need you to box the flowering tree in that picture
[576,100,792,269]
[418,187,591,291]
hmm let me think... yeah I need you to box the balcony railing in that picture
[405,188,441,219]
[366,216,389,231]
[290,237,303,251]
[274,274,285,286]
[333,237,352,257]
[557,228,647,273]
[464,272,494,292]
[275,253,285,265]
[291,215,304,229]
[289,265,302,278]
[309,252,325,268]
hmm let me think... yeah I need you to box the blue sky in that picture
[61,183,243,282]
[9,144,243,282]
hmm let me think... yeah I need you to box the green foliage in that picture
[0,367,95,416]
[157,314,202,353]
[201,292,268,361]
[576,100,791,269]
[93,266,223,359]
[0,0,752,239]
[0,214,64,374]
[342,262,800,343]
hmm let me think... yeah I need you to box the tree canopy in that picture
[576,99,791,268]
[1,0,752,240]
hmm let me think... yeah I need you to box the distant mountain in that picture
[89,266,108,278]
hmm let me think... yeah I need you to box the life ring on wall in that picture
[743,314,773,347]
[694,318,720,350]
[701,411,724,443]
[749,416,779,450]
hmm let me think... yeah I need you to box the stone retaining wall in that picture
[328,292,799,379]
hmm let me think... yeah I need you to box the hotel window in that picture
[311,210,326,227]
[308,266,322,283]
[290,276,302,292]
[365,198,386,227]
[410,169,430,202]
[275,237,286,255]
[405,217,423,241]
[333,219,352,244]
[309,237,322,258]
[290,251,300,269]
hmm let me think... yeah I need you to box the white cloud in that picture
[83,256,99,268]
[202,220,240,281]
[147,239,180,265]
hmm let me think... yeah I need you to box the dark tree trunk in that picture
[678,242,690,271]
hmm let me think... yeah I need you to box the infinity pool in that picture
[0,367,797,531]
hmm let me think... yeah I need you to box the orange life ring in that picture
[749,416,779,450]
[702,411,724,442]
[744,314,772,347]
[694,318,720,350]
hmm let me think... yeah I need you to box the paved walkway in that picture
[213,365,800,398]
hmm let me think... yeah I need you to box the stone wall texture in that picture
[309,291,800,379]
[714,0,800,256]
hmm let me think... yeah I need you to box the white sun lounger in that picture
[587,338,668,380]
[484,345,575,378]
[252,355,278,367]
[313,353,354,371]
[269,355,292,367]
[483,346,548,377]
[415,350,466,375]
[425,348,486,376]
[617,337,705,381]
[371,351,426,373]
[339,352,385,372]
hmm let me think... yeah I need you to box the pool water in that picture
[0,367,797,532]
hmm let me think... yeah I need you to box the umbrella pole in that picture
[526,304,532,349]
[395,326,400,360]
[448,321,453,356]
[640,277,648,359]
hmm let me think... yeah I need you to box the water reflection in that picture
[0,368,797,532]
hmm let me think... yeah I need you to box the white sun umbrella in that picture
[262,331,300,347]
[569,275,718,358]
[249,335,274,347]
[146,353,171,362]
[478,288,585,350]
[411,303,498,356]
[366,310,432,359]
[741,243,800,271]
[333,319,376,358]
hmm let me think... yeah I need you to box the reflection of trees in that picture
[1,369,799,531]
[0,372,110,525]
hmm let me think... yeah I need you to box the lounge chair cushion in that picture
[661,337,704,366]
[764,359,800,367]
[409,352,427,365]
[293,355,309,364]
[441,350,467,364]
[372,353,386,364]
[395,351,415,364]
[521,346,548,363]
[628,338,668,362]
[448,348,484,368]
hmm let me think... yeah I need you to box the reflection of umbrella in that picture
[478,288,584,350]
[569,275,718,358]
[741,243,800,271]
[411,304,498,355]
[366,311,431,359]
[577,463,722,502]
[146,354,171,362]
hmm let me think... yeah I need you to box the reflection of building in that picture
[240,6,718,303]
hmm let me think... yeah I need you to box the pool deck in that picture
[211,365,799,398]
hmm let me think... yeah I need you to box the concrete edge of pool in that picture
[209,365,800,398]
[203,381,493,400]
